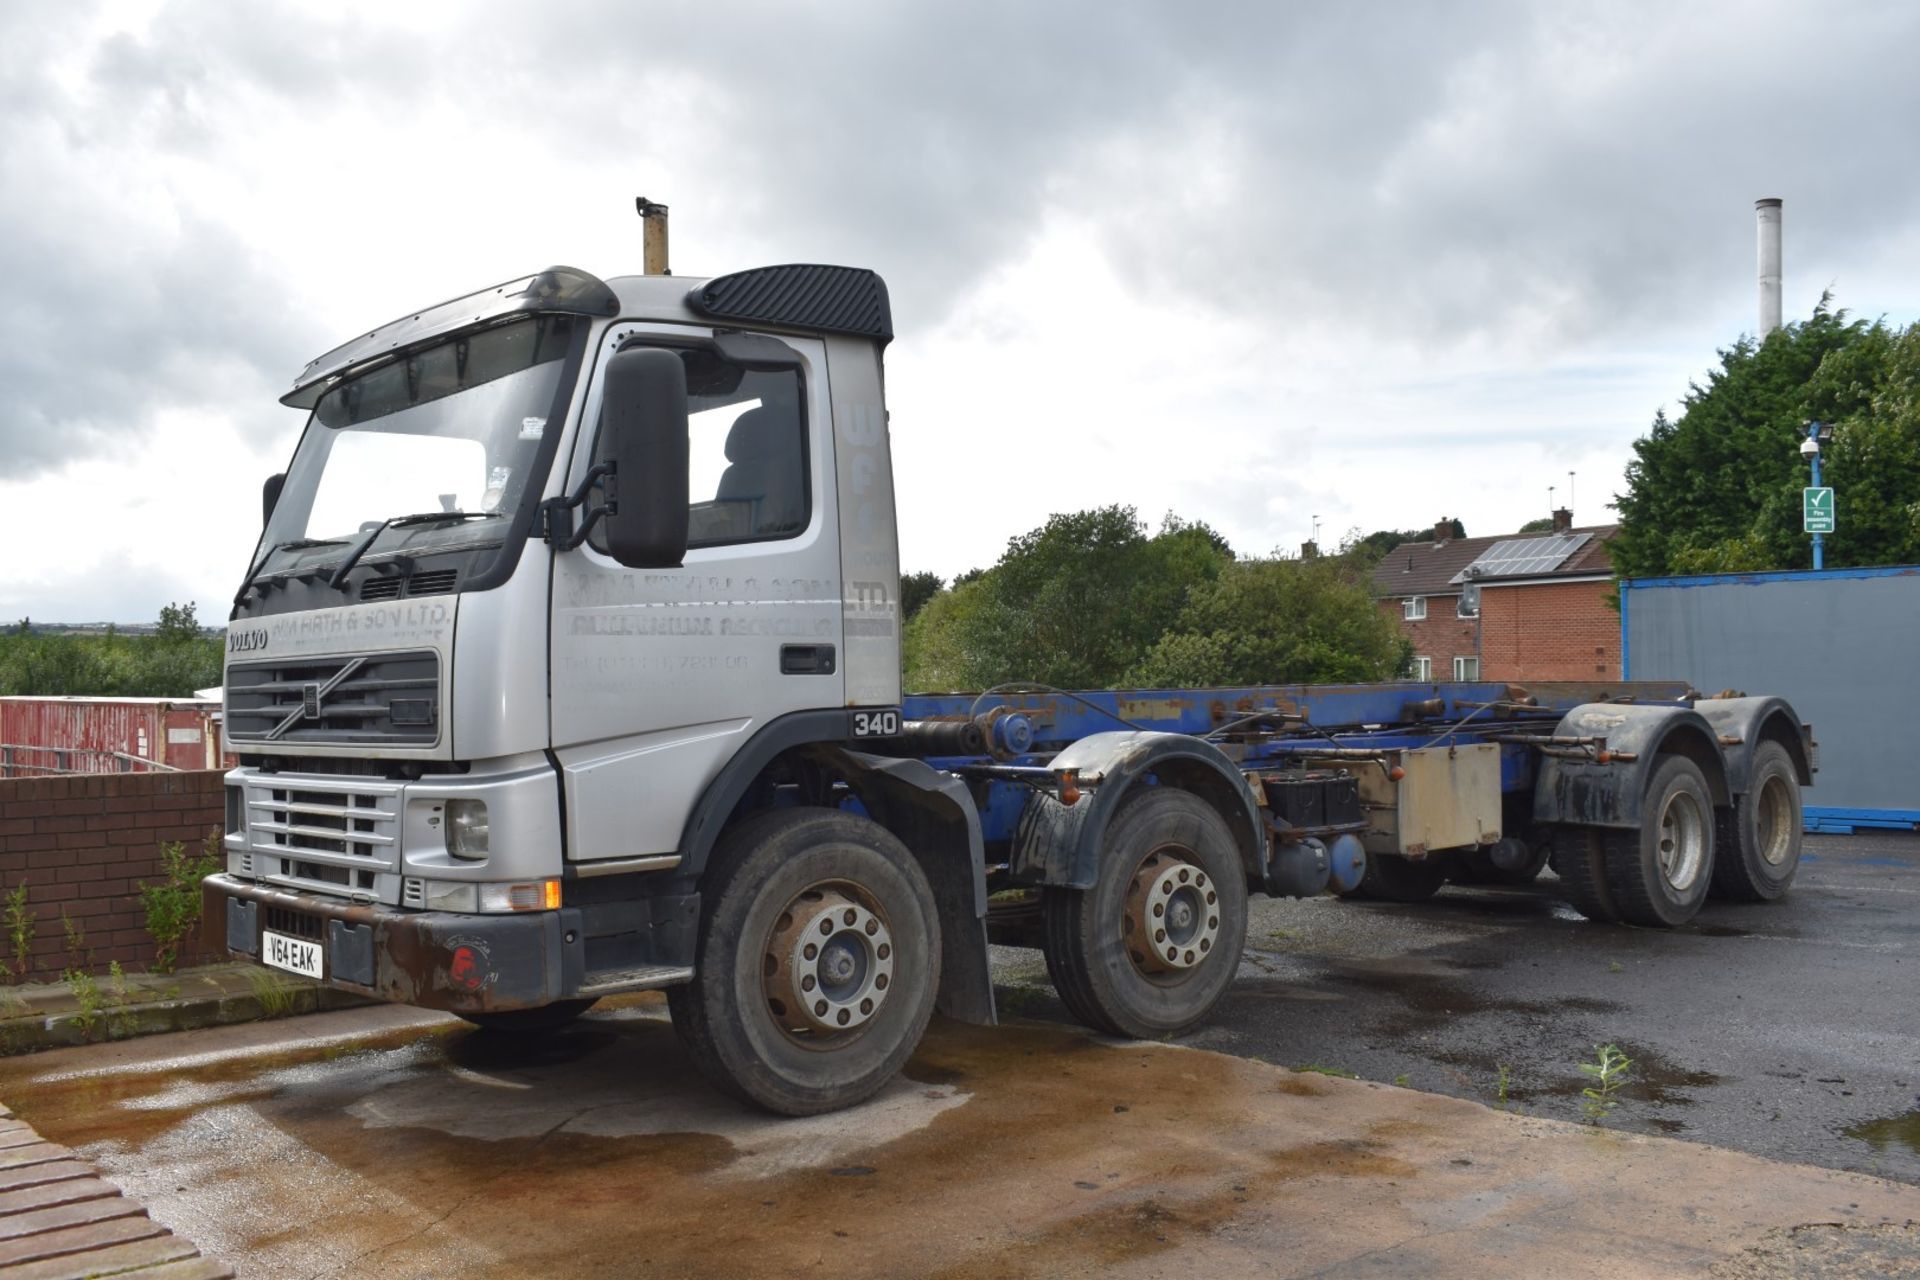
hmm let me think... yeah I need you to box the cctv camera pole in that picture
[1805,422,1825,570]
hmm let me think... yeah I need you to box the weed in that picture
[138,835,220,973]
[1579,1043,1633,1124]
[1393,1074,1411,1088]
[1608,960,1624,974]
[1496,1061,1515,1110]
[61,911,93,973]
[105,961,137,1038]
[247,968,301,1019]
[3,881,32,981]
[65,968,103,1039]
[1293,1064,1359,1079]
[1266,928,1297,943]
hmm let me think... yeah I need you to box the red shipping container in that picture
[0,697,227,778]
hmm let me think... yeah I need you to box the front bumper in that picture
[203,873,579,1014]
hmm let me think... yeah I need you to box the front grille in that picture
[227,650,440,745]
[241,771,403,901]
[264,905,324,941]
[359,568,459,602]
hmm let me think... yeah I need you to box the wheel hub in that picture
[765,888,894,1037]
[1123,851,1220,975]
[1656,789,1706,892]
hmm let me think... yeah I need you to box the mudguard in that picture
[1692,696,1814,793]
[1011,731,1264,889]
[1532,704,1730,830]
[829,748,997,1026]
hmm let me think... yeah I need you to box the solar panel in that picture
[1450,532,1592,583]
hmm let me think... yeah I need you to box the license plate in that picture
[261,930,323,979]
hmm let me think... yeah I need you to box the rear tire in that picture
[1551,826,1620,922]
[1041,788,1248,1039]
[1603,756,1716,927]
[1357,852,1447,903]
[1710,741,1803,902]
[458,999,597,1034]
[667,807,941,1116]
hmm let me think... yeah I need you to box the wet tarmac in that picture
[4,998,1920,1278]
[999,830,1920,1186]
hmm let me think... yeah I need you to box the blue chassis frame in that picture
[896,680,1694,854]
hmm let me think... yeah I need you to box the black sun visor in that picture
[282,266,618,409]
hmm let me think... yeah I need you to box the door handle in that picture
[780,645,837,675]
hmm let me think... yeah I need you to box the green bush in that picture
[138,836,221,974]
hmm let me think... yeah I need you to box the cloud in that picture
[4,0,1920,617]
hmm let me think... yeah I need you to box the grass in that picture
[1293,1064,1359,1079]
[1579,1043,1633,1124]
[1496,1061,1515,1110]
[247,969,302,1020]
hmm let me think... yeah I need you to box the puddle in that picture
[1694,925,1751,938]
[1846,1109,1920,1157]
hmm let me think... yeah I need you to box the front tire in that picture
[1042,788,1248,1039]
[667,807,940,1116]
[1603,755,1716,927]
[1710,741,1803,902]
[457,999,597,1034]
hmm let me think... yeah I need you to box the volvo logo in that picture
[228,629,269,653]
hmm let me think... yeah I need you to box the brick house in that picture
[1371,512,1620,683]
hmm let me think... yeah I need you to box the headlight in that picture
[445,799,489,859]
[424,880,478,912]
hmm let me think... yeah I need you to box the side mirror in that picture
[262,472,286,526]
[599,347,689,568]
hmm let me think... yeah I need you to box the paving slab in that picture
[0,1001,1915,1278]
[0,1101,230,1279]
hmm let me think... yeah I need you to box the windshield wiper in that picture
[327,511,495,589]
[232,536,354,607]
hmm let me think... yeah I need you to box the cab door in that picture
[549,323,843,861]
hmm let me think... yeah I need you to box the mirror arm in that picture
[542,461,617,552]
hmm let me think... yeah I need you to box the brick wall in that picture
[1479,580,1620,682]
[0,771,224,980]
[1379,595,1480,678]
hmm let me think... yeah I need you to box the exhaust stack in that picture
[1756,197,1782,336]
[637,197,670,276]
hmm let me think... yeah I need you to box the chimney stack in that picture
[1433,517,1452,545]
[637,197,670,275]
[1301,540,1319,559]
[1756,198,1782,336]
[1552,507,1573,533]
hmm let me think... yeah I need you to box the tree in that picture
[1611,300,1918,577]
[154,602,202,645]
[902,506,1233,691]
[1516,517,1555,533]
[898,571,944,623]
[1128,550,1410,687]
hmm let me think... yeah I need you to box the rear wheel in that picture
[458,999,597,1034]
[1041,788,1248,1039]
[1551,825,1620,922]
[1603,755,1716,927]
[667,807,940,1115]
[1357,852,1447,903]
[1710,741,1803,902]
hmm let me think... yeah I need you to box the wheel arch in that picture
[1011,731,1264,890]
[1693,695,1814,792]
[1532,704,1731,830]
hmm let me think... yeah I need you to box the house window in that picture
[1411,655,1432,681]
[1456,584,1480,618]
[1403,596,1427,621]
[1453,656,1480,681]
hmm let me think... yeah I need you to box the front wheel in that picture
[457,998,598,1034]
[667,807,940,1116]
[1042,787,1248,1039]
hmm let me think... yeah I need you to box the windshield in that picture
[255,315,578,583]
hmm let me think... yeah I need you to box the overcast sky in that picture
[4,0,1919,623]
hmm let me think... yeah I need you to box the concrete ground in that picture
[1,1001,1918,1278]
[0,830,1912,1277]
[1001,830,1920,1186]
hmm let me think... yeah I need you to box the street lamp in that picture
[1802,421,1834,570]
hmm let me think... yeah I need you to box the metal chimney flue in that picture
[637,197,670,276]
[1756,197,1782,336]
